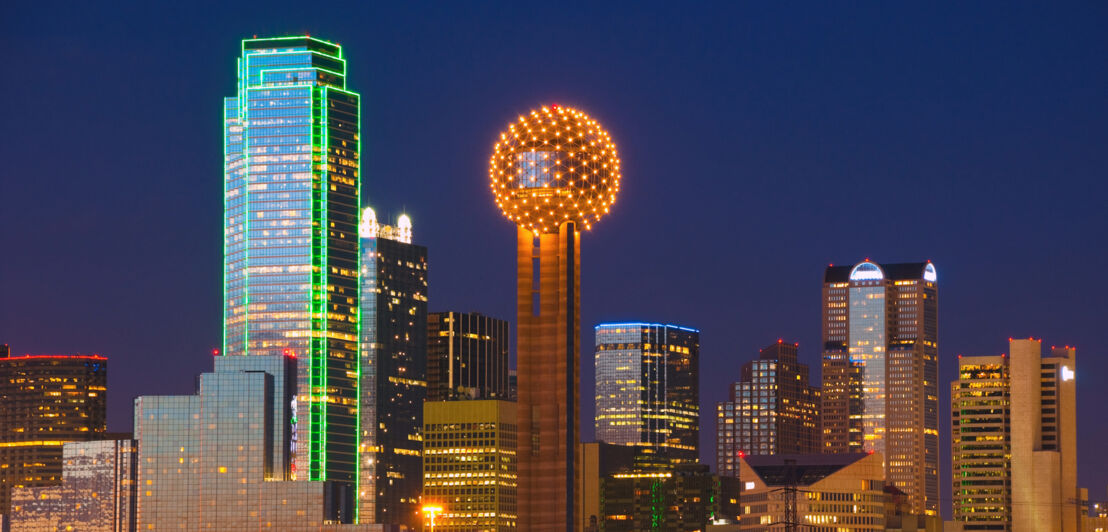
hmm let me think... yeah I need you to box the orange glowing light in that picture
[422,505,444,529]
[489,105,621,233]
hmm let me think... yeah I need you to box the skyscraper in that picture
[427,312,511,401]
[594,322,700,465]
[716,340,820,478]
[951,353,1010,530]
[1008,339,1079,532]
[820,260,939,514]
[222,36,361,498]
[488,105,621,530]
[422,399,517,531]
[0,351,107,515]
[358,208,428,528]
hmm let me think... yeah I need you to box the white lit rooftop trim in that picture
[923,262,937,282]
[359,207,413,244]
[849,261,884,281]
[359,207,379,239]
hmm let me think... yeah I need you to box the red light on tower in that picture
[211,348,220,356]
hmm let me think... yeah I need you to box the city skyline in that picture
[3,3,1108,521]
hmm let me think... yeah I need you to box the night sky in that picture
[3,2,1107,513]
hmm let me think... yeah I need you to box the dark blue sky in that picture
[3,2,1107,512]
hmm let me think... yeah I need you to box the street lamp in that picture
[421,505,443,531]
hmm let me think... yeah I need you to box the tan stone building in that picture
[737,453,887,531]
[949,339,1082,532]
[1009,339,1080,532]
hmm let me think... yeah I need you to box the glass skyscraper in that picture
[358,208,428,527]
[222,36,361,494]
[821,260,939,515]
[594,322,700,465]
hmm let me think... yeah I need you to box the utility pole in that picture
[782,458,798,532]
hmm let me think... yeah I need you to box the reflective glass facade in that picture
[0,354,108,515]
[9,439,136,532]
[594,323,700,465]
[850,284,886,456]
[222,36,361,492]
[133,355,375,529]
[821,261,939,515]
[358,215,428,527]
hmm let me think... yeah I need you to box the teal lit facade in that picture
[222,36,361,498]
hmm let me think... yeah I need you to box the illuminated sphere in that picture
[489,105,621,233]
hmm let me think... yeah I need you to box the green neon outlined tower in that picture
[223,36,360,520]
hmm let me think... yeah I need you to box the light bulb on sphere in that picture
[489,105,621,233]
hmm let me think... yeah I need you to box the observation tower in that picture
[488,105,621,530]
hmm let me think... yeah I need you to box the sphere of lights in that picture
[489,105,621,233]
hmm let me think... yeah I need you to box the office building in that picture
[950,354,1010,530]
[716,340,820,478]
[595,322,700,465]
[949,338,1082,532]
[1009,339,1079,532]
[359,208,428,527]
[0,351,107,515]
[737,453,887,531]
[488,104,622,529]
[422,400,517,531]
[9,438,136,532]
[134,354,378,529]
[821,260,939,514]
[427,312,510,401]
[222,36,362,502]
[600,464,739,532]
[578,442,637,531]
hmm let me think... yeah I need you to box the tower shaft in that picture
[516,224,580,531]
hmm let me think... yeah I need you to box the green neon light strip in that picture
[320,84,330,481]
[353,81,362,522]
[222,96,229,358]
